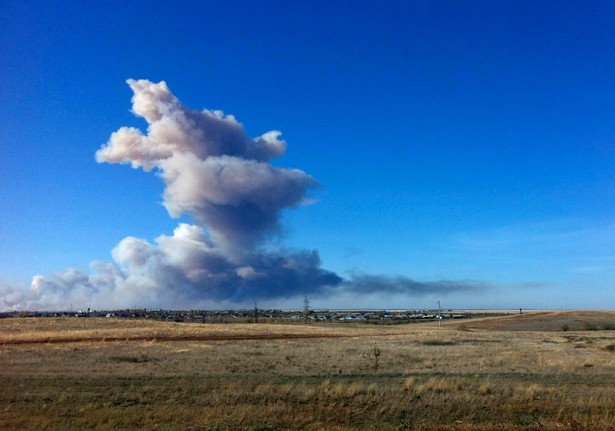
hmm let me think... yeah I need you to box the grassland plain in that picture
[1,312,615,431]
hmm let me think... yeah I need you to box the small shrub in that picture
[605,344,615,352]
[371,344,382,371]
[346,382,368,397]
[520,383,543,401]
[423,377,450,393]
[403,377,416,392]
[562,323,570,332]
[478,382,493,395]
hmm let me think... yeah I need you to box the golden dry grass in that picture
[1,314,615,430]
[0,317,404,344]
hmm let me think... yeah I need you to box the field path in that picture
[0,332,355,345]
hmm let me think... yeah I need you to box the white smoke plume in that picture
[2,80,341,310]
[96,79,317,248]
[1,80,487,311]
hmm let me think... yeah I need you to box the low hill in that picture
[456,310,615,331]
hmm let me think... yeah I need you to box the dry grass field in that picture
[1,311,615,430]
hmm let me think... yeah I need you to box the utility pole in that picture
[254,302,258,323]
[303,295,310,321]
[438,300,442,328]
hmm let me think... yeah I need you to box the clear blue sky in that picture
[1,0,615,310]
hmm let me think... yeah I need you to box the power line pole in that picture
[438,300,442,328]
[254,302,258,323]
[303,295,310,321]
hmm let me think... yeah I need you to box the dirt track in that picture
[0,332,353,345]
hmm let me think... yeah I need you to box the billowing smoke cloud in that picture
[96,79,316,248]
[4,80,341,310]
[2,80,486,311]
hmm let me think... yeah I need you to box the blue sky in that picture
[1,0,615,310]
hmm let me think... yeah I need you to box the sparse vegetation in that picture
[602,322,615,330]
[421,339,457,346]
[1,312,615,430]
[109,353,152,363]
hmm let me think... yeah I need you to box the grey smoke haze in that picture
[2,80,486,311]
[343,273,489,296]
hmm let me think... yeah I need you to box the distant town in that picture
[0,307,509,323]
